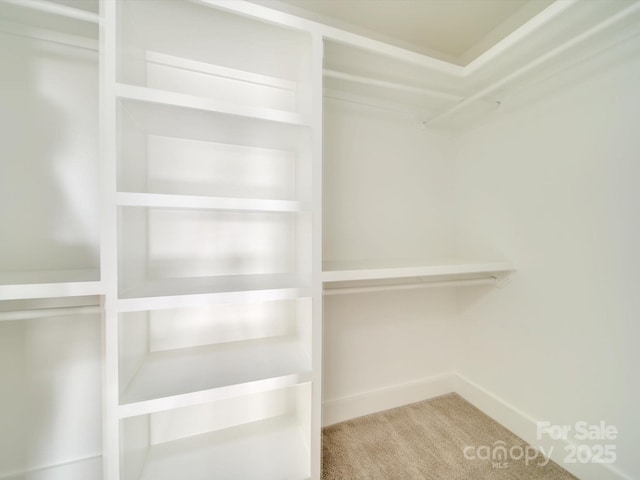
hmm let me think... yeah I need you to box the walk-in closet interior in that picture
[1,0,638,479]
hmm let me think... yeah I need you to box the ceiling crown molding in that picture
[197,0,640,129]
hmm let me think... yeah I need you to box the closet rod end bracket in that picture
[493,273,513,288]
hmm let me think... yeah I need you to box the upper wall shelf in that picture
[323,67,463,118]
[322,39,466,121]
[317,1,640,129]
[322,259,515,294]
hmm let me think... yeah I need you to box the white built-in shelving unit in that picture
[102,1,321,479]
[0,0,102,478]
[0,0,525,476]
[9,0,636,477]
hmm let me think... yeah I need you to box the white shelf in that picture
[322,258,515,289]
[0,269,102,301]
[119,337,311,416]
[145,50,297,93]
[117,96,309,153]
[117,274,310,312]
[0,0,98,47]
[117,287,309,314]
[115,83,309,127]
[117,192,306,213]
[119,373,310,419]
[0,0,98,23]
[324,69,462,102]
[323,68,461,117]
[2,455,102,480]
[132,416,309,480]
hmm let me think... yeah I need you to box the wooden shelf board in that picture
[117,192,306,213]
[115,83,309,127]
[134,416,309,480]
[0,269,102,301]
[119,336,311,409]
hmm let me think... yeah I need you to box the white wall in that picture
[0,312,102,477]
[454,47,640,478]
[322,99,457,422]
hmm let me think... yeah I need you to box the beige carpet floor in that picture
[322,393,578,480]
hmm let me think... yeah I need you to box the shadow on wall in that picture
[0,32,99,275]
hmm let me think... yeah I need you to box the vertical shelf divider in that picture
[310,31,325,480]
[100,0,120,478]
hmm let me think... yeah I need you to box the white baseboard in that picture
[322,372,456,426]
[322,372,633,480]
[453,373,633,480]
